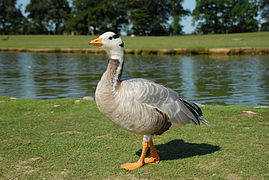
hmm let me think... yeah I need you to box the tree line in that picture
[0,0,268,35]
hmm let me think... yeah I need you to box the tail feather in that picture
[180,98,209,126]
[181,99,202,116]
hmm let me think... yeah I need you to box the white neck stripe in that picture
[111,48,124,92]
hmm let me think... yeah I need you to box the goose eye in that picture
[108,37,112,40]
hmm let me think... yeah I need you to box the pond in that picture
[0,52,268,106]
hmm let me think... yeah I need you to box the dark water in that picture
[0,52,268,106]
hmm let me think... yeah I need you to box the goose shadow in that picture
[136,139,220,161]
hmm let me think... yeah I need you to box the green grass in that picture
[0,97,268,179]
[0,32,269,50]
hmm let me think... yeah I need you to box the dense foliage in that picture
[0,0,26,34]
[260,0,269,31]
[67,0,128,35]
[192,0,260,34]
[127,0,189,35]
[0,0,268,35]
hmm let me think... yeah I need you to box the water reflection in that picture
[0,52,268,106]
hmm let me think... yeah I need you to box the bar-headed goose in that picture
[89,32,208,170]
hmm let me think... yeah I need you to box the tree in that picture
[192,0,259,34]
[260,0,269,31]
[26,0,50,34]
[128,0,189,36]
[47,0,71,34]
[0,0,26,34]
[192,0,230,34]
[104,0,128,34]
[169,0,190,35]
[230,0,259,33]
[67,0,127,35]
[67,0,103,35]
[66,0,89,35]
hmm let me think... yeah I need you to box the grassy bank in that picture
[0,97,268,179]
[1,32,269,55]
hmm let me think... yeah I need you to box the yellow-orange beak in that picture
[89,38,104,47]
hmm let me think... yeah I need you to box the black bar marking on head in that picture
[113,34,119,39]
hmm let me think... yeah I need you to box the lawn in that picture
[0,97,268,179]
[0,32,269,50]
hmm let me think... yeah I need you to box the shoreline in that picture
[1,47,269,55]
[2,96,269,108]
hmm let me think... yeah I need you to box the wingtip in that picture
[200,117,210,127]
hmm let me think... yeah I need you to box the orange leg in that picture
[144,139,160,164]
[120,141,149,170]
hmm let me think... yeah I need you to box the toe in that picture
[145,156,160,164]
[120,162,144,170]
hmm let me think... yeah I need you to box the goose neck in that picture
[101,56,124,92]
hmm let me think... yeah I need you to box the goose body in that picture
[90,32,208,170]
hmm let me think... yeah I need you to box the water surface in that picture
[0,52,268,106]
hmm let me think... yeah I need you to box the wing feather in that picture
[120,78,207,126]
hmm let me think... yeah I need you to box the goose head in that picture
[89,32,124,60]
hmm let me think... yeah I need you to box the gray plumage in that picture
[91,31,208,138]
[95,58,208,136]
[90,31,208,170]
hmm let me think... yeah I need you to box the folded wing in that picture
[120,78,208,126]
